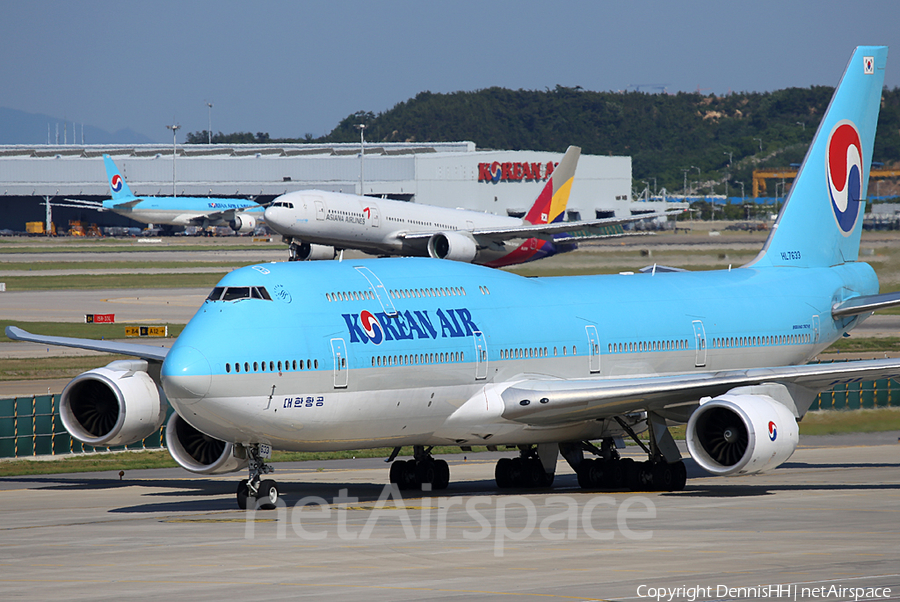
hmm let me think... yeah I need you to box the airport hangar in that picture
[0,141,670,232]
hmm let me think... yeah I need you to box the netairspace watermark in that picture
[636,583,893,602]
[244,484,656,557]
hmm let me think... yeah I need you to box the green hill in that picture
[188,86,900,194]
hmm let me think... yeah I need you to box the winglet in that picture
[103,154,136,201]
[524,146,581,225]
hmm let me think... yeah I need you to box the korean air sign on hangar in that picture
[478,160,559,183]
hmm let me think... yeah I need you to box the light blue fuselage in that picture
[160,257,877,451]
[102,197,261,226]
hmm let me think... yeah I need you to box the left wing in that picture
[6,326,169,362]
[497,357,900,426]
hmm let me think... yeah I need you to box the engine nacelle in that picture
[686,393,799,476]
[427,231,478,262]
[291,241,337,261]
[165,413,248,475]
[229,213,257,233]
[60,360,167,447]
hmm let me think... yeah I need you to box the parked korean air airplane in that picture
[10,46,900,510]
[76,155,265,233]
[264,146,660,267]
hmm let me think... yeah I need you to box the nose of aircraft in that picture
[264,203,289,233]
[161,345,211,404]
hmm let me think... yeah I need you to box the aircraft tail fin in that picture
[749,46,887,269]
[524,145,581,225]
[103,155,135,201]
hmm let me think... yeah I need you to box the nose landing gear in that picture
[237,444,279,510]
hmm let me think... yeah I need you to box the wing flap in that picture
[397,211,679,242]
[499,358,900,426]
[5,326,169,362]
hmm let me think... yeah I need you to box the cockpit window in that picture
[272,201,294,209]
[251,286,272,300]
[207,286,272,302]
[222,287,250,301]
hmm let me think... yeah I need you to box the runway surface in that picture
[1,441,898,601]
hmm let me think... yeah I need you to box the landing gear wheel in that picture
[576,459,595,489]
[495,457,514,488]
[236,481,250,510]
[256,479,279,510]
[433,459,450,490]
[670,461,687,491]
[415,459,436,487]
[389,459,405,486]
[652,463,674,491]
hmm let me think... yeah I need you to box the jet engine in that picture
[427,231,478,262]
[165,413,248,475]
[686,393,799,476]
[60,360,167,447]
[291,241,337,261]
[229,213,257,233]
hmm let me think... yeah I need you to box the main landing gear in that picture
[388,446,450,490]
[565,412,687,492]
[495,443,557,489]
[237,444,279,510]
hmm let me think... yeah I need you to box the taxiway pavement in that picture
[1,441,898,601]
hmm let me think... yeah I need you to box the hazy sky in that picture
[3,0,899,143]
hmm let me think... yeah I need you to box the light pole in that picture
[754,138,762,152]
[735,180,745,200]
[207,102,213,144]
[355,124,366,195]
[723,151,732,166]
[682,168,690,196]
[650,177,657,197]
[166,124,180,197]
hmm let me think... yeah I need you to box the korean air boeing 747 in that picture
[9,46,900,510]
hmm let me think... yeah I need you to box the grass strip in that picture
[0,261,249,271]
[0,273,226,290]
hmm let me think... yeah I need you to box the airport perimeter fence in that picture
[0,395,171,459]
[0,377,898,459]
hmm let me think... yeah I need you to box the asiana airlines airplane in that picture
[264,146,664,267]
[9,46,900,510]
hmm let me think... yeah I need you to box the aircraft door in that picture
[585,325,601,373]
[354,266,398,317]
[365,203,380,227]
[692,320,707,367]
[812,314,820,344]
[331,338,348,389]
[314,199,326,221]
[473,330,488,380]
